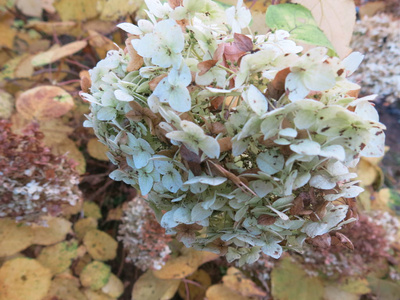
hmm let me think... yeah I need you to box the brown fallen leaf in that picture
[88,30,117,59]
[257,214,277,225]
[26,21,77,35]
[32,40,88,67]
[132,270,181,300]
[0,21,17,49]
[223,267,267,298]
[16,85,74,120]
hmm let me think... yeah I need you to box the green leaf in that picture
[265,3,336,55]
[271,257,324,300]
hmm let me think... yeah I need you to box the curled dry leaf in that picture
[131,270,180,300]
[26,21,77,36]
[0,219,33,257]
[31,40,87,67]
[80,70,92,93]
[125,36,144,72]
[0,257,52,300]
[16,85,74,121]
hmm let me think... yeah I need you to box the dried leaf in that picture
[0,90,14,119]
[15,0,42,17]
[257,214,277,225]
[233,33,253,53]
[80,261,111,290]
[96,0,141,21]
[223,267,267,297]
[101,274,124,298]
[83,202,102,219]
[0,257,52,300]
[88,30,117,59]
[178,269,211,300]
[359,1,386,18]
[16,86,74,120]
[43,277,87,300]
[0,22,17,49]
[37,240,79,275]
[74,218,98,240]
[0,219,33,257]
[83,289,114,300]
[131,270,180,300]
[54,0,98,21]
[83,230,118,261]
[26,21,77,35]
[198,59,218,76]
[80,70,92,93]
[31,216,72,246]
[50,138,86,175]
[206,284,250,300]
[153,248,218,280]
[32,40,87,67]
[87,138,109,161]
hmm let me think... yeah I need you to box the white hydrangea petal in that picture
[257,149,284,175]
[243,85,268,116]
[286,72,309,101]
[117,23,142,35]
[290,140,321,156]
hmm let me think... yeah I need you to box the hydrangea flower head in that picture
[83,0,385,265]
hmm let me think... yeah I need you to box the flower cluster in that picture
[351,13,400,103]
[0,121,81,222]
[83,0,385,264]
[293,211,399,277]
[118,197,172,270]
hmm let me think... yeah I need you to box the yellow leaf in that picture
[223,267,267,298]
[357,158,379,186]
[31,216,72,246]
[205,284,250,300]
[16,85,74,120]
[0,22,16,49]
[74,217,98,240]
[83,201,102,219]
[40,119,74,144]
[83,229,118,261]
[131,270,181,300]
[32,40,87,66]
[101,273,124,298]
[73,253,92,276]
[293,0,356,58]
[337,277,371,295]
[0,219,33,257]
[96,0,141,21]
[153,248,218,280]
[80,261,111,290]
[0,54,33,81]
[0,257,52,300]
[43,277,87,300]
[54,0,98,21]
[178,269,212,300]
[84,289,114,300]
[37,240,79,275]
[0,90,14,119]
[87,138,110,161]
[50,138,86,175]
[359,1,386,18]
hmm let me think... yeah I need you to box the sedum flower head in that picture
[83,0,385,265]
